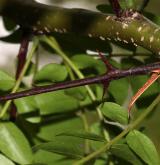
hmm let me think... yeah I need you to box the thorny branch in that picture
[0,0,160,106]
[0,62,160,102]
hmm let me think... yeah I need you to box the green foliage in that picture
[33,139,84,159]
[0,154,15,165]
[0,122,33,164]
[35,63,68,82]
[126,130,160,165]
[108,78,129,104]
[0,70,15,91]
[71,54,106,74]
[35,91,79,115]
[101,102,128,125]
[110,140,143,165]
[56,131,106,142]
[0,0,159,165]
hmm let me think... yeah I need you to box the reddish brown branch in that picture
[16,31,30,79]
[0,62,160,102]
[10,30,30,120]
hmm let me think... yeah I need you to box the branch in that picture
[9,30,30,120]
[0,38,39,118]
[16,30,30,79]
[0,62,160,101]
[1,0,160,54]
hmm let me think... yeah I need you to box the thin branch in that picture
[10,30,30,120]
[1,0,160,54]
[0,62,160,102]
[16,30,30,79]
[0,38,39,118]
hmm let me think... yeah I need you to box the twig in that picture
[16,30,30,79]
[10,30,30,120]
[0,62,159,102]
[0,38,39,118]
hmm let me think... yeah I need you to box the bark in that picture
[1,0,160,54]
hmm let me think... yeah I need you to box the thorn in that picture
[96,50,114,71]
[128,70,160,118]
[96,50,117,103]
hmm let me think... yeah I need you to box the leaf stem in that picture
[73,94,160,164]
[0,38,39,118]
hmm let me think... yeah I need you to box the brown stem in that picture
[16,30,30,79]
[0,62,160,102]
[10,30,30,121]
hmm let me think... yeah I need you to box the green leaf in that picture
[35,117,85,160]
[110,140,143,165]
[126,130,160,165]
[96,4,113,13]
[101,102,128,125]
[14,96,37,113]
[35,91,79,115]
[65,86,87,100]
[71,55,106,74]
[37,116,84,141]
[14,96,40,123]
[56,131,106,142]
[0,154,15,165]
[90,123,106,150]
[0,122,33,164]
[94,158,108,165]
[0,70,15,91]
[33,150,74,165]
[108,78,129,104]
[35,63,68,82]
[33,138,84,158]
